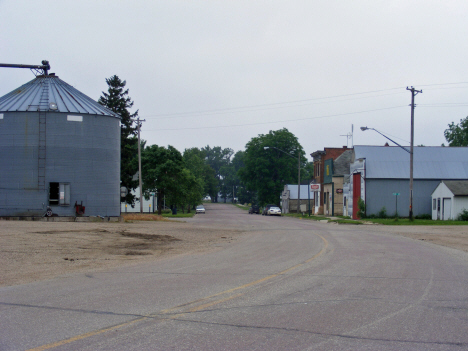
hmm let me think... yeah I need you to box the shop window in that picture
[49,182,70,206]
[433,199,436,210]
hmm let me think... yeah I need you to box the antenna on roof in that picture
[0,60,50,76]
[340,124,354,148]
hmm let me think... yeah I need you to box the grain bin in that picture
[0,69,121,217]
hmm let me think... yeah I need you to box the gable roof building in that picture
[431,180,468,220]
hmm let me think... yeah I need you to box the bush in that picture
[357,198,366,219]
[378,207,387,219]
[458,209,468,221]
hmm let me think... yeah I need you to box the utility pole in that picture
[406,86,422,220]
[297,149,301,214]
[136,117,146,213]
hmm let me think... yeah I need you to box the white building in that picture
[431,181,468,220]
[121,187,157,214]
[281,184,314,214]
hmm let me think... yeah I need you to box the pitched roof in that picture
[443,180,468,196]
[353,145,468,179]
[0,75,120,118]
[334,150,353,176]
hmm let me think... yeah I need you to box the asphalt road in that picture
[1,203,468,350]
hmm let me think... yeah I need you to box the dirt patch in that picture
[119,230,181,242]
[368,225,468,253]
[0,220,240,287]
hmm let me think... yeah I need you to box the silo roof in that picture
[0,74,120,118]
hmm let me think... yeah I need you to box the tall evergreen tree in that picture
[98,75,139,205]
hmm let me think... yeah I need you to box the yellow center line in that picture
[27,234,328,351]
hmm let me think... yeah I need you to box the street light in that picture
[264,146,301,214]
[361,126,413,219]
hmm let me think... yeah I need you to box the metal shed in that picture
[0,73,121,217]
[281,185,314,214]
[349,146,468,218]
[431,180,468,220]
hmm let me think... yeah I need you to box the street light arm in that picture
[361,127,410,154]
[264,146,298,160]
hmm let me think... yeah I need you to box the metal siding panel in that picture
[366,179,438,217]
[355,145,468,180]
[0,109,120,216]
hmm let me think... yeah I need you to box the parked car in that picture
[267,206,282,216]
[249,205,260,214]
[196,205,205,214]
[262,204,278,215]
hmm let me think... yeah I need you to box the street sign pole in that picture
[393,193,400,217]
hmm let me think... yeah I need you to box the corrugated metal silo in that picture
[0,73,121,217]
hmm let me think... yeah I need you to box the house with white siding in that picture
[431,180,468,220]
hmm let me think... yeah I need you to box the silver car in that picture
[196,205,205,214]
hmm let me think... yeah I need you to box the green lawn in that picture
[360,218,468,225]
[282,213,326,221]
[283,212,468,225]
[161,212,196,218]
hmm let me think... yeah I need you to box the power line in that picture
[143,91,406,120]
[419,103,468,107]
[147,105,406,132]
[417,81,468,88]
[141,87,407,119]
[140,82,468,120]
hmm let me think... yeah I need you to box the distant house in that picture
[281,184,314,214]
[348,146,468,219]
[431,181,468,220]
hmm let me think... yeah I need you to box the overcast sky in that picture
[2,1,468,161]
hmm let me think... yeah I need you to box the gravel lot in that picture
[0,217,241,287]
[1,213,467,287]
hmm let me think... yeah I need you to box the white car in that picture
[196,205,205,214]
[267,206,282,216]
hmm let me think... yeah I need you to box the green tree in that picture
[98,75,139,205]
[141,145,184,214]
[445,116,468,146]
[183,148,217,198]
[202,146,234,202]
[172,169,204,213]
[221,150,246,203]
[302,161,314,182]
[239,128,307,206]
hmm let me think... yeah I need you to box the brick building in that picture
[310,146,351,215]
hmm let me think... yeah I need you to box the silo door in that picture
[442,198,452,220]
